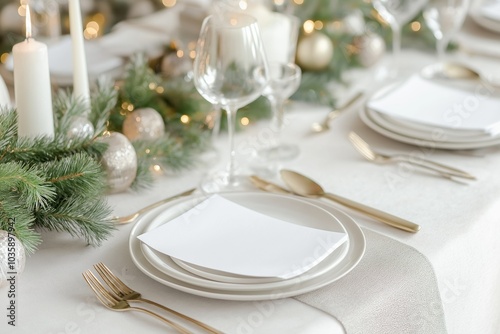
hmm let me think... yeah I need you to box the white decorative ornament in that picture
[96,132,138,193]
[0,230,25,288]
[122,108,165,141]
[67,116,94,139]
[354,33,386,67]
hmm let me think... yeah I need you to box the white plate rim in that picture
[128,192,366,301]
[139,193,350,290]
[469,6,500,33]
[360,106,500,149]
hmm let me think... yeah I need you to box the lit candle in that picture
[68,0,90,112]
[13,5,54,138]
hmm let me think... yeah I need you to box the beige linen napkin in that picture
[294,229,447,334]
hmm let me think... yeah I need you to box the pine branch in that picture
[34,195,114,247]
[0,108,17,152]
[90,77,119,136]
[42,152,106,198]
[0,162,55,211]
[0,195,41,254]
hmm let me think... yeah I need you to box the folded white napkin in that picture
[138,195,347,279]
[103,6,181,58]
[367,74,500,135]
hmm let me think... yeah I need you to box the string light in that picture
[240,117,250,126]
[411,21,421,32]
[303,20,315,33]
[180,115,190,124]
[162,0,176,7]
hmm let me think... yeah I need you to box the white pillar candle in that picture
[68,0,90,112]
[246,4,297,63]
[13,5,54,138]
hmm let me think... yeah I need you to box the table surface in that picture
[2,12,500,334]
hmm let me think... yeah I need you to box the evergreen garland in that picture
[0,105,113,254]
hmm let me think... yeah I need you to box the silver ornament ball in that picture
[0,230,25,288]
[296,32,334,71]
[122,108,165,141]
[96,132,138,193]
[67,116,94,139]
[354,33,386,67]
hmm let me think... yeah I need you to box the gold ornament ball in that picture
[96,132,138,193]
[296,32,334,71]
[122,107,165,141]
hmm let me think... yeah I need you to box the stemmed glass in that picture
[372,0,427,74]
[256,62,302,162]
[193,12,269,193]
[423,0,470,60]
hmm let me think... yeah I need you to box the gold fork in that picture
[348,131,476,180]
[93,263,224,334]
[82,270,192,334]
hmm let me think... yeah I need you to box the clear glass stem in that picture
[211,104,222,140]
[436,37,447,61]
[391,23,402,74]
[225,106,238,186]
[270,97,285,147]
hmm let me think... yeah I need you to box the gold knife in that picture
[111,188,196,225]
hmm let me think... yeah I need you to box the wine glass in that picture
[423,0,470,60]
[193,12,269,193]
[256,62,302,162]
[372,0,427,74]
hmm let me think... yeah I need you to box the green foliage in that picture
[0,102,114,254]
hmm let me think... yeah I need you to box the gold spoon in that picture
[420,62,499,88]
[310,92,364,134]
[279,170,420,233]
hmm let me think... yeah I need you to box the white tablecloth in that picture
[2,10,500,334]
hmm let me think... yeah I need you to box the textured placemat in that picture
[294,228,447,334]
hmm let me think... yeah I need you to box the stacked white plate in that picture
[360,73,500,150]
[469,0,500,33]
[129,192,365,301]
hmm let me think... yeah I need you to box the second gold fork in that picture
[348,131,476,180]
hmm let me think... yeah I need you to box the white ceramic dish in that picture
[470,4,500,33]
[129,192,365,301]
[139,193,349,290]
[361,81,500,149]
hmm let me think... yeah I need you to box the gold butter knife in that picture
[111,188,196,225]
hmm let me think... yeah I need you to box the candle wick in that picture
[25,4,32,40]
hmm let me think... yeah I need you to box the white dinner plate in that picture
[139,193,349,290]
[129,192,365,301]
[361,81,500,149]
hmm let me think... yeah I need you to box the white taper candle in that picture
[68,0,90,112]
[13,5,54,138]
